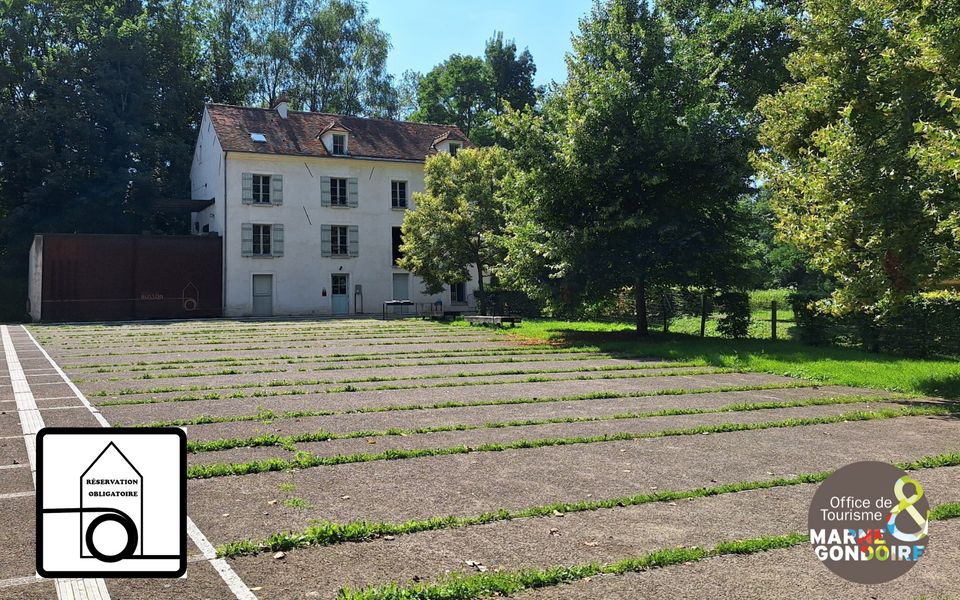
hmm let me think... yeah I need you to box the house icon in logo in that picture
[79,442,144,559]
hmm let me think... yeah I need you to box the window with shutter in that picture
[241,223,254,255]
[320,224,332,256]
[272,174,283,205]
[273,224,284,256]
[242,173,254,204]
[320,176,331,207]
[348,178,359,207]
[348,225,359,257]
[331,225,348,255]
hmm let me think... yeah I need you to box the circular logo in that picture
[808,461,930,584]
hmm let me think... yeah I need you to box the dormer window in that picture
[332,133,346,155]
[449,142,461,157]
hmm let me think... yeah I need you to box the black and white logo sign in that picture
[37,428,186,578]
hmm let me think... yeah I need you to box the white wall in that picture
[189,109,226,236]
[217,153,480,316]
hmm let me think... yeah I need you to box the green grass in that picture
[128,382,820,428]
[185,394,900,454]
[218,451,960,558]
[333,496,960,600]
[482,320,960,400]
[186,404,956,479]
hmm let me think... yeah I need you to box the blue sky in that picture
[362,0,595,87]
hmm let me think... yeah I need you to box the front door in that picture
[252,275,273,317]
[331,274,348,314]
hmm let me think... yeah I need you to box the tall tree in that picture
[411,32,540,143]
[484,32,539,115]
[398,147,511,306]
[754,0,960,314]
[295,0,394,115]
[499,0,752,334]
[0,0,207,274]
[204,0,252,104]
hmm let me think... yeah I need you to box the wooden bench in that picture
[463,315,522,327]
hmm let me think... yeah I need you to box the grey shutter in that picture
[320,176,331,207]
[242,172,253,204]
[241,222,253,256]
[273,224,284,256]
[272,174,283,205]
[320,224,332,257]
[348,177,359,207]
[348,225,359,257]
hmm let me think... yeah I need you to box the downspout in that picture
[222,151,228,317]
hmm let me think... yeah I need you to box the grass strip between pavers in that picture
[130,382,821,428]
[189,404,955,479]
[216,453,960,559]
[82,361,701,384]
[335,501,960,600]
[76,352,617,377]
[40,337,506,357]
[65,346,601,371]
[185,394,903,453]
[93,366,730,402]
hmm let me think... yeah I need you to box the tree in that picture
[410,32,540,143]
[411,54,492,141]
[398,147,510,310]
[498,0,753,334]
[204,0,253,104]
[484,32,539,115]
[0,0,207,276]
[295,0,394,115]
[754,0,960,315]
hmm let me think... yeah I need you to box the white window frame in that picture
[332,133,347,155]
[252,175,271,204]
[331,177,348,206]
[449,142,461,156]
[331,225,349,256]
[391,180,408,209]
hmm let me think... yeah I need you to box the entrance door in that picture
[252,275,273,316]
[331,274,348,314]
[392,273,410,315]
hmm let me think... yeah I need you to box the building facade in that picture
[190,101,476,317]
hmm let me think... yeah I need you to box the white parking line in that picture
[20,325,260,600]
[1,325,110,600]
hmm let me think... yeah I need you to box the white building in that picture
[190,100,477,317]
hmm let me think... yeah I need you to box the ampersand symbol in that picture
[887,476,928,542]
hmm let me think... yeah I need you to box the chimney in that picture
[272,94,289,119]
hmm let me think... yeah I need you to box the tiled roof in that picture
[206,104,474,162]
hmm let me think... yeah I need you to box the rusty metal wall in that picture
[37,234,222,322]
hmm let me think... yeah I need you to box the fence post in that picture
[771,300,778,341]
[700,294,707,338]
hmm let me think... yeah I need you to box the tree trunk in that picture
[635,274,648,336]
[475,259,486,316]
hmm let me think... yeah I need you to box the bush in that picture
[789,290,960,357]
[715,291,751,338]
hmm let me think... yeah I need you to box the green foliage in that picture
[398,147,511,301]
[791,290,960,358]
[754,0,960,313]
[715,291,752,338]
[498,0,754,335]
[409,32,540,145]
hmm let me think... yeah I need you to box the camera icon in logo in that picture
[37,428,185,578]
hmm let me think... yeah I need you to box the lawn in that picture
[459,319,960,401]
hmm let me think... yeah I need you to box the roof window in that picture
[250,133,267,143]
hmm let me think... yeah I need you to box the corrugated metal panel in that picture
[37,234,222,322]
